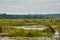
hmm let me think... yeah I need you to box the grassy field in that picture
[0,19,60,26]
[0,19,60,37]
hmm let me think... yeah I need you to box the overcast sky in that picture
[0,0,60,14]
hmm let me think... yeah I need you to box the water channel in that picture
[0,25,60,40]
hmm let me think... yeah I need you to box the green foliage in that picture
[8,29,24,37]
[0,19,59,37]
[0,26,2,33]
[0,14,60,19]
[8,28,53,37]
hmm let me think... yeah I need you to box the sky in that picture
[0,0,60,14]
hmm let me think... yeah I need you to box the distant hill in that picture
[0,13,60,19]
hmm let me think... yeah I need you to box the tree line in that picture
[0,13,60,19]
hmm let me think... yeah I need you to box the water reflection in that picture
[0,37,8,40]
[0,37,59,40]
[53,30,59,40]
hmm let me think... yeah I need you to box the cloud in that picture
[0,0,60,14]
[5,5,24,8]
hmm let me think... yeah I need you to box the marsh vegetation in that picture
[0,19,60,40]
